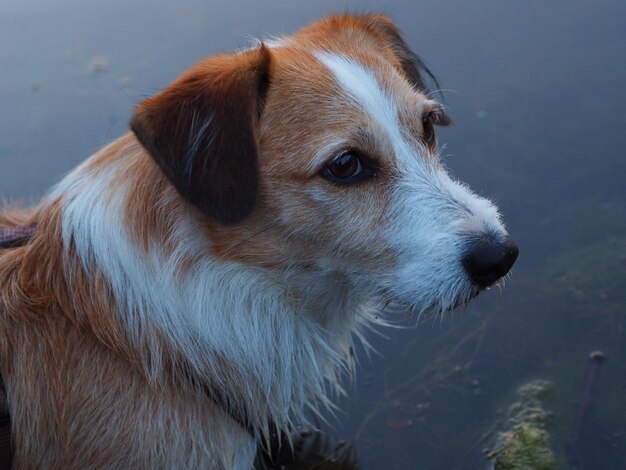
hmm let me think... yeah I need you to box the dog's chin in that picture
[444,280,503,313]
[452,288,482,310]
[380,283,484,320]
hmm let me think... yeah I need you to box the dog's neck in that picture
[44,135,374,435]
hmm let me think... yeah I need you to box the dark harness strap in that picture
[0,224,36,250]
[0,224,284,468]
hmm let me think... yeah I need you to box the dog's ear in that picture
[131,45,271,224]
[358,14,451,126]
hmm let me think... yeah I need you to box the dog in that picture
[0,13,518,468]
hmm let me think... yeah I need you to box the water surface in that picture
[2,1,625,468]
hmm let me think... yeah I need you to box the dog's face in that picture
[131,14,517,317]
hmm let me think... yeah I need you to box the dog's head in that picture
[131,14,518,317]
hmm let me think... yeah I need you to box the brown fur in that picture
[0,13,449,468]
[0,196,254,468]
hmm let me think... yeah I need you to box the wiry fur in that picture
[0,138,374,468]
[0,13,514,469]
[55,140,372,429]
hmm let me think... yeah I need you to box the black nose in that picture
[462,236,519,288]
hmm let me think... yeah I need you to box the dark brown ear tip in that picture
[130,107,162,169]
[438,113,452,127]
[130,106,153,142]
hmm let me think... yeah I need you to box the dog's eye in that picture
[323,151,374,184]
[422,112,437,148]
